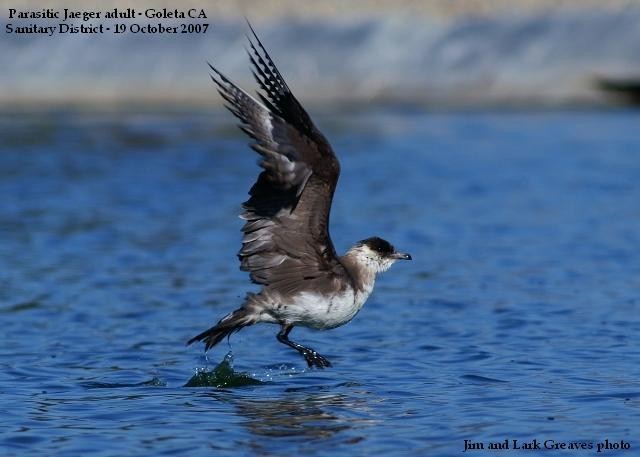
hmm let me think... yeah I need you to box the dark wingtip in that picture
[207,62,220,84]
[244,18,264,54]
[244,17,258,40]
[207,61,220,76]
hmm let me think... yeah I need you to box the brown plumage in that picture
[187,23,411,368]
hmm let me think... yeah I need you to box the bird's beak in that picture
[391,251,412,260]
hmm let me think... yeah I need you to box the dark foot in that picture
[301,348,332,369]
[276,323,332,369]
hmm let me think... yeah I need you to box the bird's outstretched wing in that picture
[210,23,347,296]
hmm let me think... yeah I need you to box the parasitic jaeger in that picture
[187,24,411,368]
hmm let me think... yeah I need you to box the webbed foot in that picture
[301,348,332,369]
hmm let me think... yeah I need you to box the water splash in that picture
[251,363,306,383]
[184,352,264,388]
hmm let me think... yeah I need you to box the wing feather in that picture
[209,24,346,293]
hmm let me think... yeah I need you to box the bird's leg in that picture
[276,323,332,368]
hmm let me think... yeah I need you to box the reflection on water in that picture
[240,394,365,439]
[189,352,377,443]
[214,390,375,443]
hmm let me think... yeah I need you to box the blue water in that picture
[1,109,639,455]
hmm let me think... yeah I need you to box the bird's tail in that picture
[187,307,256,352]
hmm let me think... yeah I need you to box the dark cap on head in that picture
[357,236,412,260]
[358,237,395,255]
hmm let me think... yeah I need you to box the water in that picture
[1,109,639,455]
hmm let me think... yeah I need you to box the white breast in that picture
[277,282,375,330]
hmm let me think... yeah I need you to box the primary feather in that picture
[209,26,346,296]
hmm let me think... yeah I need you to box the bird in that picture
[187,23,411,368]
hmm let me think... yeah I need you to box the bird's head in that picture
[346,236,412,275]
